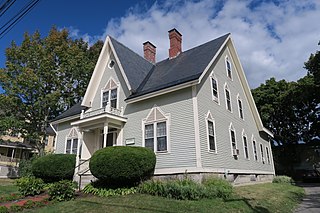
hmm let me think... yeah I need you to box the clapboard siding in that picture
[123,87,197,169]
[55,121,73,154]
[197,46,274,173]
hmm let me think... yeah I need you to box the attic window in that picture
[108,60,115,68]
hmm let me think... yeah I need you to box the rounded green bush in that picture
[89,146,156,187]
[32,154,76,182]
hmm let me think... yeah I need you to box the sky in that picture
[0,0,319,91]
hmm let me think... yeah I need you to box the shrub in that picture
[19,155,38,178]
[202,176,233,199]
[32,154,76,182]
[15,177,44,196]
[89,146,156,187]
[272,175,294,184]
[83,182,137,197]
[48,180,77,201]
[0,206,8,213]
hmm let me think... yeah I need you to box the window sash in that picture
[211,78,218,100]
[227,60,232,78]
[253,141,258,161]
[208,121,215,151]
[72,139,78,154]
[110,89,117,108]
[102,91,109,107]
[238,99,243,119]
[243,136,248,159]
[230,130,236,149]
[226,89,231,111]
[266,147,270,164]
[66,139,72,154]
[145,122,167,152]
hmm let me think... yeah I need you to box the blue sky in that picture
[0,0,319,91]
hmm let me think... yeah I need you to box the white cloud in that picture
[73,0,320,88]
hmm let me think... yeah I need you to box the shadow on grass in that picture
[225,197,270,213]
[80,200,175,213]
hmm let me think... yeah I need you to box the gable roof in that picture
[128,33,230,99]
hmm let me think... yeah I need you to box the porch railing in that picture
[0,155,20,166]
[80,103,124,119]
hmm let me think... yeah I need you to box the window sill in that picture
[156,151,169,155]
[208,150,217,154]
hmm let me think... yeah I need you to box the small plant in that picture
[272,175,294,184]
[18,155,39,177]
[48,180,77,201]
[0,206,8,213]
[9,204,22,212]
[202,176,233,199]
[83,183,137,197]
[0,193,23,202]
[15,177,44,196]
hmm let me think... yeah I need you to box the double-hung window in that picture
[144,107,169,152]
[238,98,243,119]
[66,128,79,155]
[230,126,236,151]
[260,144,265,164]
[225,87,232,112]
[266,146,271,164]
[253,140,258,161]
[211,77,219,102]
[208,120,215,151]
[226,57,232,79]
[102,78,118,108]
[243,135,249,159]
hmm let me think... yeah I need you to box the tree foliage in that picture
[0,26,103,150]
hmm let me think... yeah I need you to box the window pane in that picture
[157,122,166,137]
[209,136,215,150]
[145,138,154,151]
[208,121,214,136]
[157,136,167,151]
[66,139,71,154]
[212,78,218,99]
[243,136,248,159]
[111,89,117,99]
[145,124,154,138]
[230,130,236,149]
[72,139,78,154]
[102,91,109,107]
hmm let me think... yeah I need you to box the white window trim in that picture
[100,77,120,109]
[237,94,244,120]
[64,127,79,155]
[206,111,217,153]
[224,83,232,112]
[142,107,171,154]
[242,130,249,160]
[260,143,265,164]
[266,146,271,164]
[209,72,219,104]
[225,55,233,80]
[251,135,258,162]
[229,123,237,157]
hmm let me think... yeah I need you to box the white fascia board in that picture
[50,115,80,125]
[71,114,127,126]
[126,80,198,104]
[198,34,230,83]
[82,36,111,107]
[108,39,132,92]
[227,37,273,138]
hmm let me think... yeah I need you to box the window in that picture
[65,128,79,155]
[229,124,237,151]
[225,85,232,112]
[238,97,243,119]
[206,112,216,152]
[102,78,118,108]
[226,57,232,79]
[143,107,169,152]
[243,135,249,159]
[266,146,271,164]
[211,77,219,102]
[108,60,115,68]
[260,144,265,164]
[253,140,258,161]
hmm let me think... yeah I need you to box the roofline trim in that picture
[198,34,230,83]
[0,144,35,150]
[50,115,80,125]
[126,79,198,104]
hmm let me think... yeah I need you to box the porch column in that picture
[103,121,108,148]
[78,129,83,159]
[118,123,124,146]
[11,148,15,161]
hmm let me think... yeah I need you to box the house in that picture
[51,28,275,185]
[44,125,57,153]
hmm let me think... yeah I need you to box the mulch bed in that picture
[0,193,49,208]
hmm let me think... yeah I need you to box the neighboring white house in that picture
[51,28,275,185]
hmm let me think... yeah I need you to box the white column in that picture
[11,148,15,161]
[103,121,108,148]
[118,124,124,146]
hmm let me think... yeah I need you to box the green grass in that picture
[23,183,304,213]
[0,178,19,196]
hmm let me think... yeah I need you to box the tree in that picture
[0,26,103,152]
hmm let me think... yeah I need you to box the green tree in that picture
[0,26,103,152]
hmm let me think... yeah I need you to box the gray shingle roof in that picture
[127,33,230,99]
[51,102,86,122]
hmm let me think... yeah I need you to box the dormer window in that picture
[102,78,119,108]
[226,56,232,79]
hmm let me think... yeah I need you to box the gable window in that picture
[238,96,244,119]
[260,144,265,164]
[266,146,271,164]
[206,111,216,152]
[226,57,232,79]
[211,76,219,103]
[243,134,249,159]
[253,139,258,161]
[225,85,232,112]
[65,128,79,155]
[102,78,119,108]
[143,107,169,152]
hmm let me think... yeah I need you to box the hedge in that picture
[32,154,76,182]
[89,146,156,187]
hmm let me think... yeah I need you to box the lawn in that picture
[22,183,304,213]
[0,178,19,196]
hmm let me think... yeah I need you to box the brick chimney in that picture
[143,41,156,63]
[168,28,182,59]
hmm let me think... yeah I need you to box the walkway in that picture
[295,183,320,213]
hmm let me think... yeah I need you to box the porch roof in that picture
[0,140,35,150]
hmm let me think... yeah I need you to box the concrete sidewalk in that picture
[295,183,320,213]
